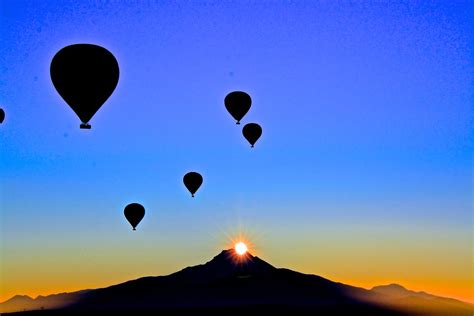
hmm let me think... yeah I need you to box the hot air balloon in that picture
[242,123,262,148]
[224,91,251,124]
[183,172,203,197]
[124,203,145,231]
[0,108,4,124]
[50,44,119,129]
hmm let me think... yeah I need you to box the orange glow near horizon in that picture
[1,244,473,304]
[1,227,472,305]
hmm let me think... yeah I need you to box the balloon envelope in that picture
[124,203,145,231]
[183,172,203,197]
[242,123,262,148]
[50,44,119,129]
[224,91,251,124]
[0,108,4,124]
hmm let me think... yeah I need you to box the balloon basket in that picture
[80,123,91,129]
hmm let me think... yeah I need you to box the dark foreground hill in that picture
[2,250,472,316]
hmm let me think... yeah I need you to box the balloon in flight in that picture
[124,203,145,231]
[242,123,262,148]
[183,172,203,197]
[50,44,119,129]
[224,91,251,124]
[0,108,4,124]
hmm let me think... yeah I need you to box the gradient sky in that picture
[0,0,472,303]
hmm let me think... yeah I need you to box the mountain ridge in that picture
[1,250,472,316]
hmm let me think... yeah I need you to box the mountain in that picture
[0,295,34,313]
[0,291,91,314]
[370,284,474,316]
[1,250,472,315]
[373,284,433,299]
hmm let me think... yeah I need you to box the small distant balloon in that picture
[0,108,4,124]
[183,172,203,197]
[124,203,145,231]
[242,123,262,148]
[50,44,119,129]
[224,91,251,124]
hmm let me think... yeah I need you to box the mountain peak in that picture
[213,248,243,258]
[371,283,437,301]
[210,248,274,268]
[170,249,276,283]
[372,283,408,291]
[210,248,254,261]
[8,295,34,302]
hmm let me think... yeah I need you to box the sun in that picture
[235,242,248,255]
[220,227,260,263]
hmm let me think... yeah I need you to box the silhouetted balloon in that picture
[224,91,251,124]
[183,172,203,197]
[50,44,119,129]
[242,123,262,148]
[124,203,145,231]
[0,108,4,124]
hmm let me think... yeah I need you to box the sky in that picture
[0,0,472,303]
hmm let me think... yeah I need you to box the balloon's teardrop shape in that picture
[242,123,262,148]
[224,91,251,124]
[124,203,145,231]
[51,44,119,129]
[183,172,203,197]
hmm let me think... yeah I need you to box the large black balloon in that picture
[183,172,203,197]
[242,123,262,148]
[224,91,251,124]
[50,44,119,129]
[124,203,145,231]
[0,108,4,124]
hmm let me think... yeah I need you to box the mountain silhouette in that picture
[370,284,474,315]
[0,291,90,314]
[1,250,472,315]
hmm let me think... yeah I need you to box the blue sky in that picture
[0,0,472,302]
